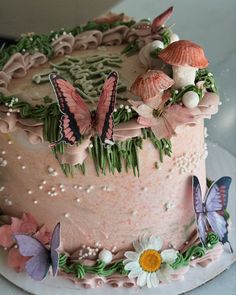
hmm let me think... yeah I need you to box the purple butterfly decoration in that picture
[14,222,61,281]
[192,176,233,252]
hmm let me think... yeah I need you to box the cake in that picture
[0,7,233,289]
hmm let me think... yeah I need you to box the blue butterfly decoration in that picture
[192,176,233,252]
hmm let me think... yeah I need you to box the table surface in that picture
[0,0,235,294]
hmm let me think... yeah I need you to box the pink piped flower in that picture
[130,91,219,139]
[0,212,52,273]
[0,225,13,248]
[7,247,29,273]
[34,224,52,245]
[0,213,38,248]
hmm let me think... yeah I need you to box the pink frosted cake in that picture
[0,7,233,289]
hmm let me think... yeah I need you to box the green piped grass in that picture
[0,92,172,177]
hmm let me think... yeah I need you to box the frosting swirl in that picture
[74,30,103,50]
[102,26,129,46]
[52,34,75,56]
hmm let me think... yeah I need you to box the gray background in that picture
[0,0,235,294]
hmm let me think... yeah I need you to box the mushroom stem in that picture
[172,65,198,89]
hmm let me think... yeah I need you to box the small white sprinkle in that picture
[119,104,124,108]
[142,187,148,192]
[33,200,38,204]
[113,108,117,112]
[59,41,63,45]
[48,191,52,195]
[21,165,26,169]
[17,155,22,160]
[1,151,6,155]
[89,143,93,148]
[8,140,13,144]
[14,244,18,249]
[5,199,12,206]
[111,246,117,253]
[61,188,65,192]
[219,101,222,105]
[64,213,70,218]
[28,190,33,195]
[132,210,137,216]
[86,189,91,193]
[42,180,47,185]
[52,171,58,176]
[0,160,7,167]
[73,185,78,189]
[76,198,80,203]
[125,105,129,110]
[48,167,54,173]
[51,186,56,191]
[59,184,64,188]
[78,186,83,190]
[39,185,43,190]
[0,186,5,192]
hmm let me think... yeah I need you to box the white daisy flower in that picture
[123,235,178,288]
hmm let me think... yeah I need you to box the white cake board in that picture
[0,141,235,295]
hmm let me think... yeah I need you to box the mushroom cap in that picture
[159,40,209,68]
[131,70,174,101]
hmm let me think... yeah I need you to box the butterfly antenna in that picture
[49,138,62,148]
[228,242,233,253]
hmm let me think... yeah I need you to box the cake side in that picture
[0,121,206,252]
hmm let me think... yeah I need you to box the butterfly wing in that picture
[14,234,50,280]
[192,176,207,244]
[50,222,61,276]
[25,251,51,281]
[95,71,118,144]
[151,6,173,32]
[49,73,92,145]
[205,177,232,249]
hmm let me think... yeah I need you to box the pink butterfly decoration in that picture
[49,71,118,146]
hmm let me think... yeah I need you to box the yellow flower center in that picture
[139,249,162,272]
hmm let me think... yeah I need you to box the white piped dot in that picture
[0,186,5,192]
[17,155,22,160]
[64,213,70,218]
[8,140,13,145]
[28,190,33,195]
[33,200,38,204]
[21,165,26,169]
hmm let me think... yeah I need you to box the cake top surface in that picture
[0,7,220,177]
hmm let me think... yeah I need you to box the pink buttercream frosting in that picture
[52,34,75,56]
[0,106,43,144]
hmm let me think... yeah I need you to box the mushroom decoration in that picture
[130,70,174,107]
[159,40,208,89]
[159,40,209,108]
[138,40,164,68]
